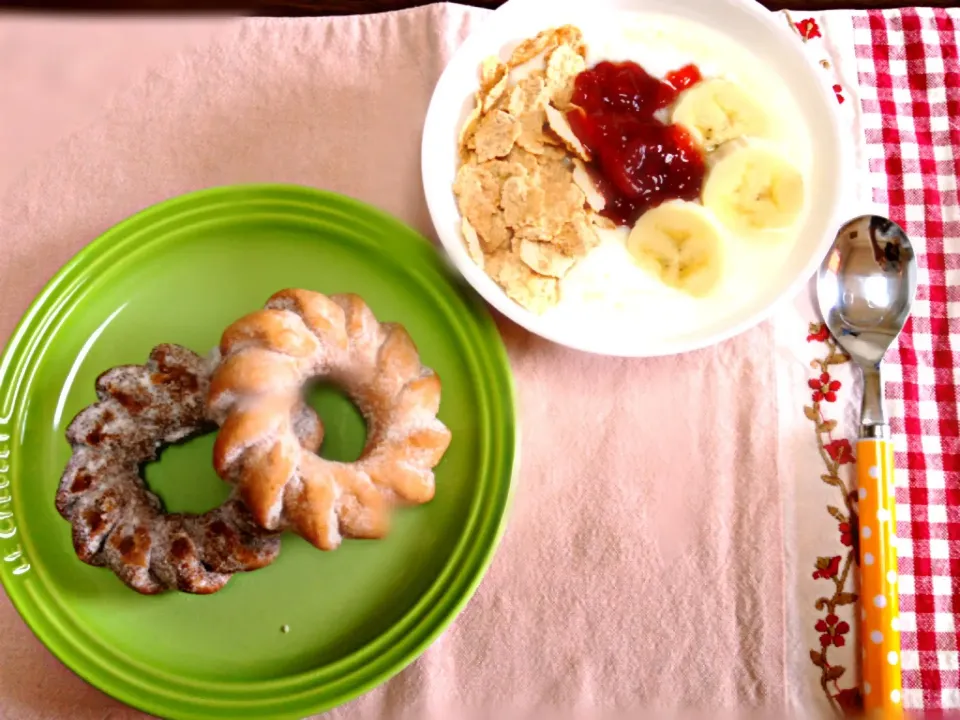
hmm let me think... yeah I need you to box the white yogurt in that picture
[542,13,813,340]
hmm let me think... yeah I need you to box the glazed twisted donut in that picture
[56,344,324,594]
[208,289,453,550]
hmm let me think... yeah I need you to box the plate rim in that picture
[0,183,519,719]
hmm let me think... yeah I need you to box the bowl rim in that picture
[421,0,853,357]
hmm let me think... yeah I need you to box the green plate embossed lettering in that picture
[0,185,516,719]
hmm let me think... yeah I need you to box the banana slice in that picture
[626,200,725,297]
[702,141,805,231]
[672,78,768,150]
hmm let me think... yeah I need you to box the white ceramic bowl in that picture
[421,0,850,356]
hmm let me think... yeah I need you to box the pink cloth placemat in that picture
[0,15,227,192]
[0,6,786,718]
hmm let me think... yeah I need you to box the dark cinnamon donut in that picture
[55,344,324,594]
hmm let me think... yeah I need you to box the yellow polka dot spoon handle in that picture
[858,437,901,716]
[816,215,917,718]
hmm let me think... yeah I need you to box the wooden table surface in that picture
[4,0,955,13]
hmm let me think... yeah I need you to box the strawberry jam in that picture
[567,60,706,226]
[664,63,703,93]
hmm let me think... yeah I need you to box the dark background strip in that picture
[1,0,954,14]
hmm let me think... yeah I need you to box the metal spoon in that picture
[817,215,917,718]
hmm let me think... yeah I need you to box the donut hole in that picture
[303,381,367,462]
[142,429,232,514]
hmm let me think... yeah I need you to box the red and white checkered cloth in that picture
[854,7,960,710]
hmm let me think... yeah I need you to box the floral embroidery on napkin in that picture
[795,17,822,41]
[805,322,862,716]
[782,13,846,104]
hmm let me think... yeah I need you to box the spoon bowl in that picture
[817,215,917,368]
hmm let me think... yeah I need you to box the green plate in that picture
[0,185,516,719]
